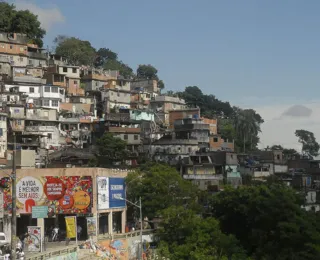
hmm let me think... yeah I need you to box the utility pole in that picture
[139,197,143,260]
[11,132,17,259]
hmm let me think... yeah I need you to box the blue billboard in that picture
[109,178,126,208]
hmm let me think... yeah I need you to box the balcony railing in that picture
[12,76,46,84]
[108,126,141,133]
[25,126,57,132]
[105,113,130,122]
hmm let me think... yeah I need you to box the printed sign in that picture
[44,179,65,200]
[4,176,92,215]
[86,217,97,237]
[0,192,3,218]
[109,178,126,208]
[97,177,109,209]
[26,226,41,252]
[17,177,44,213]
[65,216,76,238]
[32,205,56,218]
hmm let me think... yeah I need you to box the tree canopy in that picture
[91,132,129,167]
[157,206,249,260]
[295,129,320,157]
[136,64,165,90]
[0,2,46,47]
[125,163,198,220]
[209,184,320,260]
[54,35,96,66]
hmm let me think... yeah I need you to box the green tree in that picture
[95,48,118,67]
[295,129,320,157]
[209,185,320,260]
[0,2,46,47]
[54,35,96,66]
[233,109,263,152]
[126,163,198,220]
[218,119,236,142]
[103,59,134,79]
[93,132,129,167]
[157,206,249,260]
[136,64,159,80]
[157,79,165,91]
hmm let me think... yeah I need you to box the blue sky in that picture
[11,0,320,149]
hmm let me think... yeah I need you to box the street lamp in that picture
[117,196,143,260]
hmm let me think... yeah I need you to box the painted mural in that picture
[2,176,92,215]
[98,239,129,259]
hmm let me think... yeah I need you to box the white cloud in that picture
[14,1,65,31]
[253,100,320,151]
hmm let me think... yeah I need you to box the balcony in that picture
[52,81,66,87]
[108,127,141,134]
[26,113,58,122]
[82,73,109,81]
[27,51,47,60]
[59,117,79,123]
[25,126,57,132]
[105,113,130,122]
[12,75,46,84]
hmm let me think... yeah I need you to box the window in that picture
[20,47,24,51]
[51,100,58,107]
[72,68,77,73]
[30,87,34,93]
[117,92,120,97]
[33,99,40,106]
[63,67,67,72]
[59,89,64,95]
[134,135,139,140]
[74,80,77,85]
[43,100,50,106]
[124,134,128,140]
[95,82,98,86]
[146,94,150,98]
[111,92,113,96]
[19,57,23,62]
[29,60,33,65]
[10,45,13,49]
[213,137,218,142]
[51,87,58,93]
[44,86,50,92]
[17,120,21,125]
[48,133,52,139]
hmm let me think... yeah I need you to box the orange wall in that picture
[169,109,200,127]
[0,42,27,55]
[67,78,84,96]
[202,118,217,135]
[210,136,234,151]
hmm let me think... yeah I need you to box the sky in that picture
[9,0,320,150]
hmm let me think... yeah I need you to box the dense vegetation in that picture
[127,163,320,260]
[0,2,45,47]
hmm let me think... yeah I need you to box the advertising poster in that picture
[86,217,97,237]
[97,177,109,209]
[0,192,3,218]
[26,226,41,252]
[109,178,126,208]
[4,176,92,215]
[65,216,76,238]
[32,205,56,218]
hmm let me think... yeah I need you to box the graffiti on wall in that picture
[3,176,92,215]
[47,252,78,260]
[98,239,128,259]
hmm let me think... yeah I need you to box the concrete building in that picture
[150,96,187,125]
[46,64,83,97]
[81,68,118,91]
[102,79,131,113]
[0,32,28,68]
[0,167,129,242]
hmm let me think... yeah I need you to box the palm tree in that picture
[233,109,261,153]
